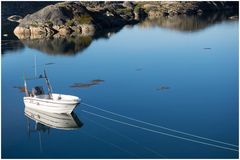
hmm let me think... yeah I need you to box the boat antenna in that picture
[44,69,53,99]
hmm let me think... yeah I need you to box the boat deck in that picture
[35,94,51,99]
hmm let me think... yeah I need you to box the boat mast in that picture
[34,55,37,78]
[24,74,29,97]
[44,69,53,99]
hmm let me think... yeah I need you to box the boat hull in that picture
[24,95,80,114]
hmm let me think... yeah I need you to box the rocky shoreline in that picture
[12,1,238,39]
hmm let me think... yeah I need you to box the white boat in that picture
[23,69,80,114]
[24,107,83,130]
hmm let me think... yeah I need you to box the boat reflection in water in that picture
[25,106,83,152]
[25,107,83,130]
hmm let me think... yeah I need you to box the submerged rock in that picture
[203,47,212,50]
[229,15,238,20]
[70,79,104,89]
[136,68,143,71]
[45,62,55,65]
[156,85,170,91]
[7,15,22,22]
[91,79,104,83]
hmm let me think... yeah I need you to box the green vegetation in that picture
[66,19,75,26]
[118,8,132,14]
[75,15,93,24]
[46,20,53,26]
[134,3,142,13]
[31,21,39,27]
[66,15,93,26]
[57,2,66,7]
[80,36,92,45]
[144,6,160,13]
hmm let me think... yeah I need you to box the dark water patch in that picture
[70,79,104,89]
[136,68,143,71]
[156,85,170,91]
[45,62,55,65]
[203,47,212,50]
[70,83,97,88]
[91,79,105,83]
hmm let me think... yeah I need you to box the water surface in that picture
[2,12,239,158]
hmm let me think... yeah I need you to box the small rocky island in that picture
[13,1,238,39]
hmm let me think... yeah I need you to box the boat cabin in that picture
[31,86,45,96]
[24,70,53,99]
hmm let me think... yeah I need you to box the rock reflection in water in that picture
[15,27,123,55]
[138,12,238,32]
[70,79,104,89]
[1,40,24,54]
[20,35,92,56]
[4,11,238,55]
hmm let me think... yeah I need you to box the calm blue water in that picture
[2,16,239,158]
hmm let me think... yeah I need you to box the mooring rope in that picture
[82,110,238,152]
[83,116,165,158]
[82,102,238,148]
[80,129,139,157]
